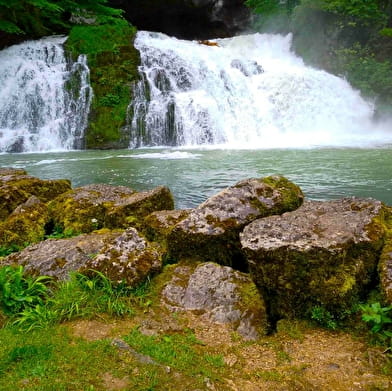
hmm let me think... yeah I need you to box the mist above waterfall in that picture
[131,31,392,149]
[0,36,92,153]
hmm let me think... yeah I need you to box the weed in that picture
[0,266,51,316]
[310,305,338,330]
[0,244,21,257]
[360,302,392,348]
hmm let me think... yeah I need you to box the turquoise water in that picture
[1,147,391,208]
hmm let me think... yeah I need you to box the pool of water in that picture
[1,147,391,208]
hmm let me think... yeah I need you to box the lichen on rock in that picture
[378,206,392,304]
[240,198,388,320]
[84,227,163,286]
[167,175,304,269]
[160,261,268,340]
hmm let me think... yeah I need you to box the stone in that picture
[378,207,392,304]
[105,186,175,229]
[142,209,192,245]
[84,228,163,286]
[3,230,118,280]
[0,196,50,248]
[160,261,268,340]
[48,184,137,234]
[240,198,388,319]
[49,184,174,234]
[167,176,304,269]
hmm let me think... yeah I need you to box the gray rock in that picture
[167,176,303,268]
[84,228,163,286]
[160,262,268,340]
[240,198,387,319]
[3,231,118,279]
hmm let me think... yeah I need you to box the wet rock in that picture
[84,228,163,286]
[49,184,174,234]
[240,198,388,319]
[0,196,50,248]
[3,230,118,280]
[0,185,30,221]
[160,262,268,340]
[48,184,136,234]
[167,176,303,269]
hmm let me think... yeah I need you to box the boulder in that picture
[49,184,174,234]
[160,261,268,340]
[0,168,71,221]
[104,186,174,229]
[240,198,388,320]
[48,184,136,234]
[3,230,119,280]
[379,207,392,305]
[142,209,192,245]
[0,196,50,248]
[167,176,304,269]
[0,171,71,203]
[84,228,163,286]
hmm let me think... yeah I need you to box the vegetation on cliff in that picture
[246,0,392,114]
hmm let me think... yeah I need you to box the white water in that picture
[131,31,392,148]
[0,36,92,152]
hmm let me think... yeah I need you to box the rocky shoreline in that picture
[1,167,391,340]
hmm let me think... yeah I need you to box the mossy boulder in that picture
[141,209,192,244]
[0,196,50,248]
[240,198,388,320]
[49,184,174,234]
[378,207,392,304]
[159,261,268,340]
[104,186,175,229]
[84,228,163,286]
[48,184,136,234]
[0,168,71,221]
[3,230,119,280]
[167,176,304,269]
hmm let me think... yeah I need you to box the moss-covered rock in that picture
[49,183,174,234]
[142,209,192,250]
[48,184,137,234]
[0,169,71,221]
[378,206,392,304]
[104,186,175,229]
[65,24,140,149]
[84,227,163,286]
[3,230,119,280]
[0,196,50,248]
[167,176,304,269]
[240,198,388,321]
[159,261,268,340]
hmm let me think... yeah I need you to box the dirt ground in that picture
[70,309,392,391]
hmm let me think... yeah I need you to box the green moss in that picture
[65,23,141,149]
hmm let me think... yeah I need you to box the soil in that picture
[68,310,392,391]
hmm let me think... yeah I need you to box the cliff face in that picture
[109,0,251,39]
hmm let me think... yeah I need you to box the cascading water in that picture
[0,36,92,152]
[130,31,392,148]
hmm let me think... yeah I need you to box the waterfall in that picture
[0,36,92,152]
[130,31,392,148]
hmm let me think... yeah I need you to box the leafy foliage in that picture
[0,0,124,37]
[0,266,51,316]
[360,302,392,347]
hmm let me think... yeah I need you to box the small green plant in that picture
[360,302,392,347]
[0,266,51,316]
[310,305,338,330]
[0,244,21,257]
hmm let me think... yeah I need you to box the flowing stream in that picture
[0,36,92,152]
